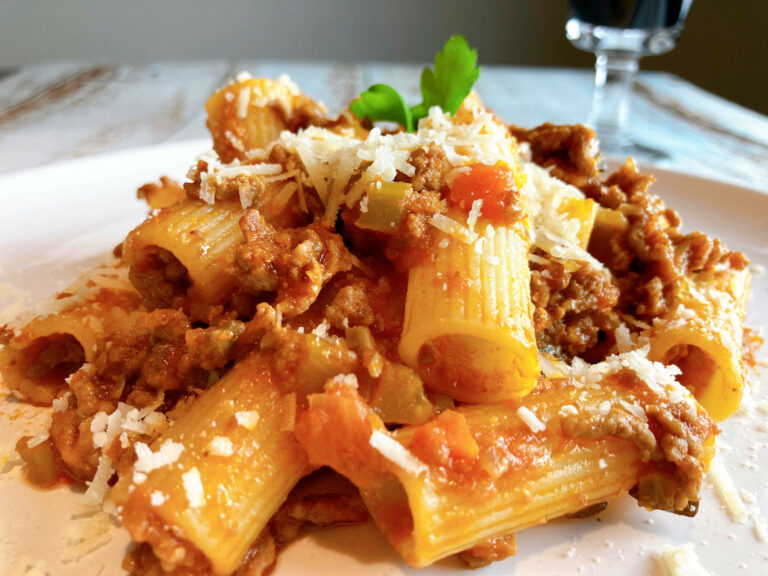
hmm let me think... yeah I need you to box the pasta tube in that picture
[206,76,323,163]
[114,330,360,575]
[114,349,309,576]
[0,280,141,405]
[399,220,539,403]
[649,268,751,421]
[371,430,638,567]
[297,369,716,568]
[122,198,244,308]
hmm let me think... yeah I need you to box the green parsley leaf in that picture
[350,35,480,133]
[413,35,480,119]
[350,84,414,132]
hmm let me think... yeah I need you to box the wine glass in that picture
[566,0,693,161]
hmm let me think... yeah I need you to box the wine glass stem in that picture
[588,51,639,150]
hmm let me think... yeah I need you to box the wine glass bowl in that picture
[566,0,693,160]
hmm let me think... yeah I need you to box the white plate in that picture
[1,142,767,576]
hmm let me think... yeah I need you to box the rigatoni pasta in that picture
[296,354,716,567]
[648,267,751,420]
[1,265,141,404]
[0,59,756,576]
[114,349,311,575]
[399,215,539,402]
[122,199,245,310]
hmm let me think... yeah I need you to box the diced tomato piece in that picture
[294,379,389,488]
[407,410,479,470]
[446,164,517,221]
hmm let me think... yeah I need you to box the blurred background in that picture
[0,0,765,114]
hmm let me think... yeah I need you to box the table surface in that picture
[0,62,767,192]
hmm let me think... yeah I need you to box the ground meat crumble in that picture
[530,253,620,357]
[516,123,748,339]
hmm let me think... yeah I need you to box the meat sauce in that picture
[6,118,752,575]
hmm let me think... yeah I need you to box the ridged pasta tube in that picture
[368,432,640,567]
[399,220,539,403]
[206,76,322,163]
[123,199,244,308]
[649,268,751,421]
[298,373,716,568]
[114,349,310,576]
[0,281,141,405]
[113,330,362,575]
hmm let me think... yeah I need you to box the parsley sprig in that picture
[350,35,480,133]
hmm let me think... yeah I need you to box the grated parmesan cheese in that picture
[278,106,517,218]
[369,430,428,476]
[555,345,692,413]
[218,163,283,178]
[559,404,578,417]
[674,305,696,320]
[235,411,260,430]
[707,458,747,523]
[92,401,166,451]
[193,155,283,207]
[522,161,604,269]
[132,439,185,485]
[236,87,251,118]
[182,466,206,508]
[467,199,483,229]
[62,510,112,562]
[538,353,569,379]
[150,490,168,507]
[328,373,359,390]
[661,543,711,576]
[739,488,757,504]
[90,411,111,449]
[527,252,550,266]
[83,453,115,506]
[311,319,330,338]
[52,391,72,413]
[752,513,768,542]
[516,406,546,433]
[608,347,680,393]
[618,399,647,422]
[207,436,234,456]
[614,324,634,354]
[429,213,478,244]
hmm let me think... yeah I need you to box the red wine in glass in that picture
[566,0,693,159]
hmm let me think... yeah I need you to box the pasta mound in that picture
[0,75,753,576]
